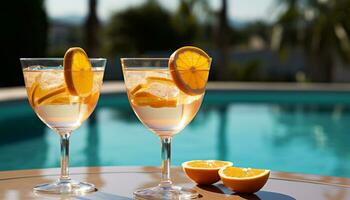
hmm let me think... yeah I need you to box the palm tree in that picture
[84,0,100,57]
[273,0,350,82]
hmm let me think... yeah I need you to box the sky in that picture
[45,0,278,22]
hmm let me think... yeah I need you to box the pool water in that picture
[1,91,350,178]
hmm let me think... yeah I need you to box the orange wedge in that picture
[182,160,233,185]
[130,84,146,96]
[169,46,211,95]
[131,90,177,108]
[129,76,178,108]
[219,166,270,193]
[146,77,174,85]
[29,82,66,107]
[64,47,93,97]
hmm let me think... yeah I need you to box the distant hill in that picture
[230,19,249,29]
[50,15,85,25]
[51,15,250,29]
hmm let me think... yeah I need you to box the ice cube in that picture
[146,82,179,98]
[92,72,103,93]
[40,71,64,90]
[30,65,45,70]
[126,72,146,89]
[146,71,168,79]
[24,72,40,87]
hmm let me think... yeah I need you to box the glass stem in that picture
[160,136,172,187]
[60,132,71,181]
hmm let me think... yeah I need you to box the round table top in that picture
[0,166,350,200]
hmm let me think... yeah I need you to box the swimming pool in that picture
[1,90,350,178]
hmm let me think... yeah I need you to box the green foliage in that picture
[231,21,271,48]
[106,1,178,55]
[1,0,47,86]
[48,26,83,57]
[275,0,350,81]
[229,60,262,81]
[172,0,199,45]
[105,0,211,56]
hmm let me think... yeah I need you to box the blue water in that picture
[1,91,350,178]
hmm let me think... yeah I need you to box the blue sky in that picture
[46,0,278,22]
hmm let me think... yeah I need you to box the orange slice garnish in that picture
[132,90,177,108]
[28,82,39,106]
[64,47,93,97]
[146,77,174,85]
[219,166,270,193]
[29,81,66,107]
[129,76,178,108]
[182,160,233,185]
[130,84,146,96]
[169,46,211,95]
[35,87,66,105]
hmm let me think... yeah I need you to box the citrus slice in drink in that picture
[35,86,67,105]
[182,160,233,185]
[219,166,270,193]
[29,82,66,106]
[129,76,174,96]
[64,47,93,97]
[146,77,174,85]
[130,76,178,108]
[169,46,211,95]
[131,89,177,108]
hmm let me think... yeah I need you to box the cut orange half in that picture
[169,46,211,95]
[64,47,93,97]
[182,160,233,185]
[219,166,270,193]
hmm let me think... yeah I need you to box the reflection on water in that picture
[1,92,350,178]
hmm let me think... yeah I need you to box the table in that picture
[1,166,350,199]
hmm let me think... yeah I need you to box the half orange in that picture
[219,166,270,193]
[169,46,211,96]
[182,160,233,185]
[64,47,93,97]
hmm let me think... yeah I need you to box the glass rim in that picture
[121,57,212,70]
[20,58,107,61]
[120,57,212,61]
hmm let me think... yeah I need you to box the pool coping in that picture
[2,81,350,102]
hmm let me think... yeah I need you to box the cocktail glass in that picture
[20,58,106,194]
[121,58,210,199]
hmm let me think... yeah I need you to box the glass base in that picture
[134,185,198,200]
[33,178,96,195]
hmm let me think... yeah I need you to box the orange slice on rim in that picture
[219,166,270,193]
[64,47,93,97]
[182,160,233,185]
[169,46,211,95]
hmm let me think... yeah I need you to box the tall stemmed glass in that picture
[20,56,106,194]
[121,48,211,199]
